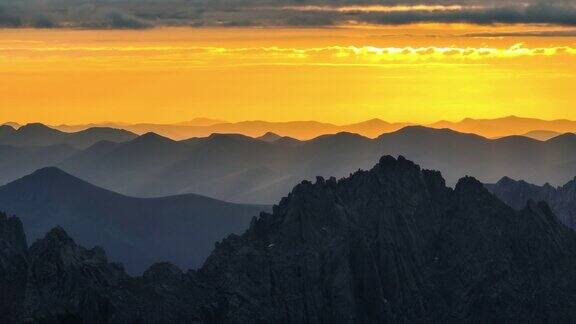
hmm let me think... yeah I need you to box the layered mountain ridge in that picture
[0,167,268,274]
[0,123,137,149]
[2,123,576,205]
[39,115,576,140]
[3,156,576,322]
[55,126,576,204]
[487,176,576,229]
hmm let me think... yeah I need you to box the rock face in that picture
[3,156,576,322]
[487,176,576,229]
[22,227,129,323]
[0,212,28,322]
[198,156,576,323]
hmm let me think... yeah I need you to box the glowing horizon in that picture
[1,25,575,125]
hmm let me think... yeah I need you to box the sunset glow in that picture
[1,25,575,125]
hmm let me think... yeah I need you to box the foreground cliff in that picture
[3,156,576,323]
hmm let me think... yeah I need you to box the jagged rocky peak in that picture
[28,226,124,278]
[200,155,576,322]
[455,175,494,196]
[201,156,459,322]
[487,175,576,229]
[4,156,576,322]
[22,225,132,322]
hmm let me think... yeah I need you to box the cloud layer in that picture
[0,0,575,28]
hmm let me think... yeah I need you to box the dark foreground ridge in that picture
[3,156,576,323]
[487,176,576,229]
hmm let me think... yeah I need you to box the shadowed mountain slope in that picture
[3,156,576,322]
[0,168,269,274]
[487,176,576,229]
[0,144,78,185]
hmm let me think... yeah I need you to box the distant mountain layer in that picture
[37,115,576,140]
[52,119,413,139]
[55,126,576,204]
[2,123,576,204]
[430,115,576,138]
[487,176,576,229]
[0,168,268,274]
[3,156,576,322]
[0,123,136,148]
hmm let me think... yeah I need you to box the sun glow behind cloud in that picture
[280,5,483,13]
[0,26,575,124]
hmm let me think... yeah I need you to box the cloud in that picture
[463,29,576,37]
[280,2,576,26]
[92,11,151,29]
[5,43,575,61]
[0,2,23,27]
[0,0,575,28]
[357,3,576,25]
[0,0,152,28]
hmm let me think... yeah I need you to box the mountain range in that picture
[0,123,136,148]
[3,156,576,322]
[57,126,576,204]
[429,115,576,138]
[48,119,412,140]
[0,167,268,274]
[8,115,575,140]
[2,122,576,204]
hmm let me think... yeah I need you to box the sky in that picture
[0,0,575,125]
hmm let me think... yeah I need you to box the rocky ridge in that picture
[2,156,576,322]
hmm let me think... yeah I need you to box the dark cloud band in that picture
[0,0,575,28]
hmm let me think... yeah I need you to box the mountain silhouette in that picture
[487,176,576,229]
[0,167,268,273]
[3,156,576,322]
[257,131,283,142]
[0,143,77,185]
[2,126,576,204]
[429,115,576,138]
[0,123,136,148]
[49,116,576,140]
[51,119,412,140]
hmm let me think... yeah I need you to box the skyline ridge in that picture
[3,115,576,141]
[6,114,576,127]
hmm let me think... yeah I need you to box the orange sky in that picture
[1,25,575,125]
